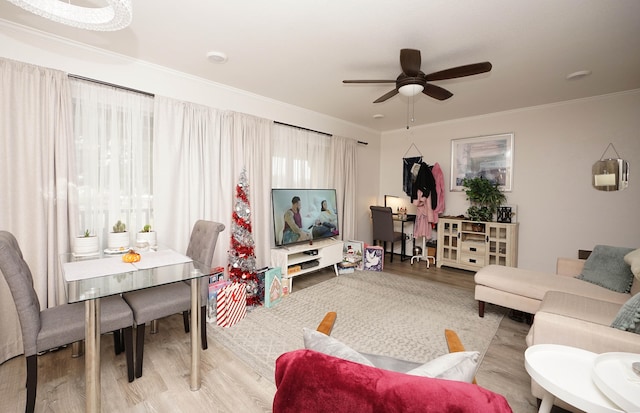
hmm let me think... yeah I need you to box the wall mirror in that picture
[592,144,629,191]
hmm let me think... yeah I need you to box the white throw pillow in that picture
[624,248,640,281]
[302,328,375,366]
[405,351,480,383]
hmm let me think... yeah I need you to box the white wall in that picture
[380,90,640,272]
[0,20,381,245]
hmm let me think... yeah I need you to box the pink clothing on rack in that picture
[432,162,446,217]
[413,189,434,239]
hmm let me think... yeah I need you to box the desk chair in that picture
[123,220,224,378]
[0,231,134,413]
[369,206,404,263]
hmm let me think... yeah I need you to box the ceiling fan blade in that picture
[374,89,399,103]
[423,83,453,101]
[400,49,421,77]
[425,62,492,81]
[343,80,396,84]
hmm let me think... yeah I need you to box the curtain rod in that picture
[66,78,368,145]
[274,120,332,136]
[274,121,368,145]
[68,74,155,97]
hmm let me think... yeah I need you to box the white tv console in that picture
[270,238,343,293]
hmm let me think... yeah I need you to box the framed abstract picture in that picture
[450,133,514,191]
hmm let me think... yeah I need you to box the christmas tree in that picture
[228,169,261,305]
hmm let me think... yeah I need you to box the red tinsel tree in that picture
[228,169,260,306]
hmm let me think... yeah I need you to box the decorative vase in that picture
[136,231,157,247]
[74,236,99,255]
[107,232,130,250]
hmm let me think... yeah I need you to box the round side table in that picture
[592,352,640,412]
[524,344,623,413]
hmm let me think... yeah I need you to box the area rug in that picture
[209,270,506,382]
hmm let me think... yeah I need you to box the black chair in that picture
[0,231,134,413]
[123,220,224,378]
[370,206,404,263]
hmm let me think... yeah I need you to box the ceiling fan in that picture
[343,49,492,103]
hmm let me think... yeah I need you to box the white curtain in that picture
[229,112,272,267]
[271,123,331,188]
[153,98,272,268]
[329,136,358,240]
[70,79,154,247]
[0,58,75,362]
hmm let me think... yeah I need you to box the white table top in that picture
[525,344,623,413]
[60,248,205,302]
[592,352,640,412]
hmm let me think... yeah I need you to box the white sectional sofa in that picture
[475,246,640,412]
[474,258,636,317]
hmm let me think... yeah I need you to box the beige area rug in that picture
[209,270,506,382]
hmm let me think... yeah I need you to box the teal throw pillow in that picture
[611,294,640,334]
[578,245,635,293]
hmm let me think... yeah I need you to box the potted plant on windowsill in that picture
[74,229,100,255]
[136,224,156,249]
[462,176,506,222]
[107,220,129,251]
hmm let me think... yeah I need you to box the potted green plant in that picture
[107,220,129,250]
[74,229,100,255]
[461,177,507,222]
[136,224,157,248]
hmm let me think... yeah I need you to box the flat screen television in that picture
[272,188,339,247]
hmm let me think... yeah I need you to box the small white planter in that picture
[74,236,100,255]
[136,231,157,247]
[107,232,130,250]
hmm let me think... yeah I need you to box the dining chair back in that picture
[0,231,134,413]
[369,206,404,263]
[183,220,226,342]
[123,220,225,378]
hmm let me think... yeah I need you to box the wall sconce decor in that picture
[592,143,629,191]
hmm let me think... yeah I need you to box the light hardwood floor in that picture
[0,256,570,413]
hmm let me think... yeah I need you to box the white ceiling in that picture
[2,0,639,132]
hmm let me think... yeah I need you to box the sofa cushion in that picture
[273,349,513,413]
[303,328,375,366]
[405,350,480,383]
[611,293,640,334]
[578,245,635,293]
[538,291,621,326]
[475,265,630,306]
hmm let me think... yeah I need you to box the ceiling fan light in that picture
[5,0,133,31]
[398,84,424,97]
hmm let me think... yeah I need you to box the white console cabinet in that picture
[270,238,343,293]
[437,218,518,271]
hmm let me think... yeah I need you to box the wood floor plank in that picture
[1,255,571,412]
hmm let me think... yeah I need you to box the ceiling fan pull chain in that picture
[411,95,416,123]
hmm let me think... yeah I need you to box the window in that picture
[71,79,154,245]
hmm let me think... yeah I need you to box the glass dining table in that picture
[60,248,213,413]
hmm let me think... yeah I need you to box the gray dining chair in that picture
[0,231,135,413]
[370,206,404,263]
[123,220,224,378]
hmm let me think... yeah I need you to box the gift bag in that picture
[207,279,231,322]
[264,267,283,308]
[216,282,247,328]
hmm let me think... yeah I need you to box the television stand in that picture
[271,238,343,294]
